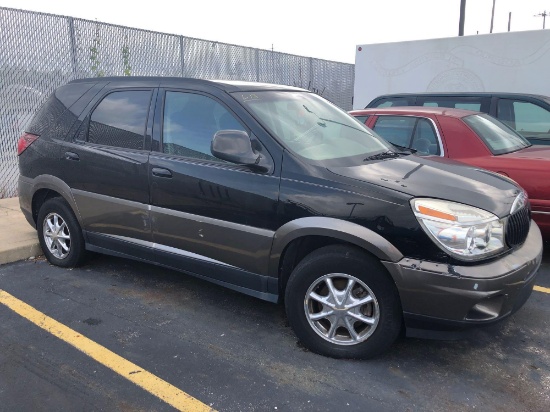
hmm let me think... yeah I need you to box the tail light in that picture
[17,132,39,155]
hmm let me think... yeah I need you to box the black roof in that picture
[373,92,550,101]
[69,76,307,93]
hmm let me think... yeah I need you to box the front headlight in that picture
[411,198,505,261]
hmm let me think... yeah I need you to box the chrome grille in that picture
[506,206,530,247]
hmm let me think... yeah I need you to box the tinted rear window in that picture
[463,114,530,155]
[417,96,490,113]
[369,98,412,108]
[27,83,94,136]
[88,90,152,150]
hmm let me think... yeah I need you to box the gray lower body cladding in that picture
[384,221,543,335]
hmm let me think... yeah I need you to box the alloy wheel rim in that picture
[304,273,380,346]
[43,212,71,259]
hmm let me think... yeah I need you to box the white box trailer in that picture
[353,30,550,109]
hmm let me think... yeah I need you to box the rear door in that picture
[63,87,156,247]
[148,88,281,285]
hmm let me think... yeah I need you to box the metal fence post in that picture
[180,36,185,77]
[309,57,314,92]
[255,49,260,82]
[67,17,78,77]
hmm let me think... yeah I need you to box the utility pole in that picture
[459,0,466,36]
[535,11,548,29]
[508,12,511,31]
[490,0,496,33]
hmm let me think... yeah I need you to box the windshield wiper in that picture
[302,105,364,133]
[363,151,402,161]
[391,143,416,154]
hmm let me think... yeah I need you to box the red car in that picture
[350,107,550,238]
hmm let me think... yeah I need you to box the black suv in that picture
[366,92,550,145]
[18,77,543,358]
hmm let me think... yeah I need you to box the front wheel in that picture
[37,197,87,267]
[285,245,402,359]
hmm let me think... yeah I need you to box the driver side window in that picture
[162,91,246,160]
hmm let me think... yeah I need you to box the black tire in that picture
[285,245,402,359]
[37,197,87,268]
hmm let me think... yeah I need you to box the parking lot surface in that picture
[1,246,549,411]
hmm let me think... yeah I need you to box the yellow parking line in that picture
[0,289,214,412]
[534,285,550,294]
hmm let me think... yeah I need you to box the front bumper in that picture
[383,221,543,337]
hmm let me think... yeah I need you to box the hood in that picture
[329,155,521,218]
[500,145,550,160]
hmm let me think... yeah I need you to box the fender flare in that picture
[268,216,403,278]
[29,175,83,226]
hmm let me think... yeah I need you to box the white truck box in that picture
[353,30,550,109]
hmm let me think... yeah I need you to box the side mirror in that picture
[211,130,270,171]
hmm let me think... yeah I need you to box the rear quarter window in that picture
[26,83,95,136]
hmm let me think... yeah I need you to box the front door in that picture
[149,89,281,284]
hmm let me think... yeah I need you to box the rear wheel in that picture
[285,245,402,359]
[37,197,86,267]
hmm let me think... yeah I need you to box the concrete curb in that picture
[0,197,43,265]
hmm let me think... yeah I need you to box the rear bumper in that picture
[384,221,543,338]
[18,176,34,227]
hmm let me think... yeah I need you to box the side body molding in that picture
[269,217,404,278]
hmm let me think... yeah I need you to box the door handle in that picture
[64,151,80,161]
[152,167,172,178]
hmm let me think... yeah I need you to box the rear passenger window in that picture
[455,103,481,111]
[88,90,152,150]
[162,91,246,161]
[497,99,550,137]
[411,119,440,155]
[372,116,440,155]
[372,98,411,108]
[372,116,416,147]
[421,101,481,111]
[417,97,489,113]
[354,115,369,124]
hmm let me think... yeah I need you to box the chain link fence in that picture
[0,7,354,198]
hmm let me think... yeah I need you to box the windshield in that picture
[462,114,531,155]
[235,91,394,166]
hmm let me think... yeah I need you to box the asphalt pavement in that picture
[0,246,549,411]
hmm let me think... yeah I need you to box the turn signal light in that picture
[417,205,457,221]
